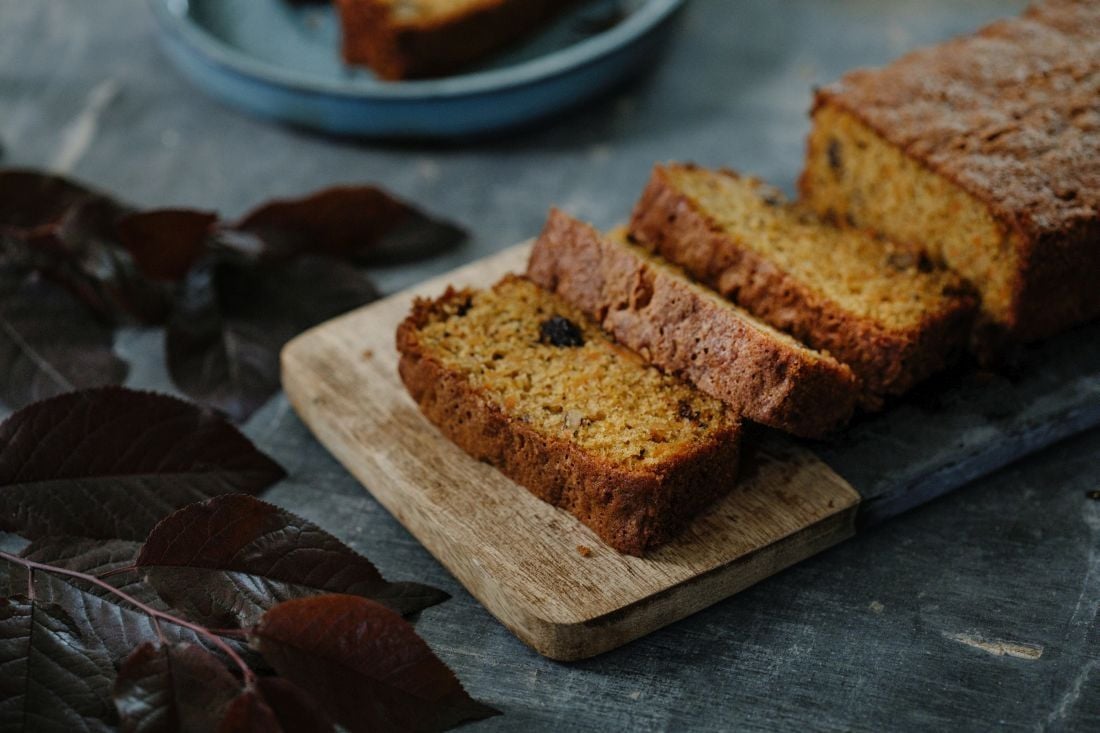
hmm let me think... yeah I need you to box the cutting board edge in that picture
[514,504,858,660]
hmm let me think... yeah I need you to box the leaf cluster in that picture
[0,170,466,420]
[0,388,497,732]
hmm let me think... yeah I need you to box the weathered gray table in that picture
[2,1,1097,730]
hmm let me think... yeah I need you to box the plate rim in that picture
[148,0,686,99]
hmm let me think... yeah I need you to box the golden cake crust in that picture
[803,0,1100,343]
[527,209,859,438]
[396,277,741,555]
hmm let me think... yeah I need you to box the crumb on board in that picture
[576,544,593,558]
[1087,489,1100,501]
[362,349,374,360]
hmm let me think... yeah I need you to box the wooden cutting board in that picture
[281,243,860,661]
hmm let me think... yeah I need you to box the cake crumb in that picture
[576,544,593,558]
[361,349,374,360]
[869,600,885,614]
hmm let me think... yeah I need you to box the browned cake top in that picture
[816,0,1099,238]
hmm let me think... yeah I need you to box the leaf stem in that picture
[97,564,138,579]
[205,627,250,638]
[0,550,256,686]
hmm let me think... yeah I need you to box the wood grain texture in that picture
[282,244,859,660]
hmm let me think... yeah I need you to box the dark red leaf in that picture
[115,209,219,282]
[215,678,335,733]
[0,387,285,540]
[217,691,282,733]
[0,553,257,676]
[22,537,140,569]
[0,169,126,241]
[137,495,447,627]
[0,547,269,700]
[0,173,461,329]
[235,185,466,264]
[1,541,162,652]
[40,195,158,321]
[0,268,128,409]
[165,255,379,422]
[253,677,334,733]
[253,595,499,733]
[21,537,140,570]
[20,537,154,606]
[0,169,171,324]
[114,645,332,733]
[12,538,263,670]
[0,595,118,730]
[114,642,242,733]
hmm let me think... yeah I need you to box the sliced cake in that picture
[629,164,978,405]
[800,0,1100,350]
[527,209,859,438]
[396,275,741,555]
[336,0,563,80]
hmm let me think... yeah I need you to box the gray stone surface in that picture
[819,321,1100,527]
[2,0,1098,730]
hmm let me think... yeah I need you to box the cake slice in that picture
[336,0,563,80]
[527,209,859,438]
[396,275,741,555]
[799,0,1100,350]
[629,164,978,404]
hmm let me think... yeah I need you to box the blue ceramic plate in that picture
[149,0,685,139]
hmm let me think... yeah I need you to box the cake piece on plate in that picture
[336,0,563,79]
